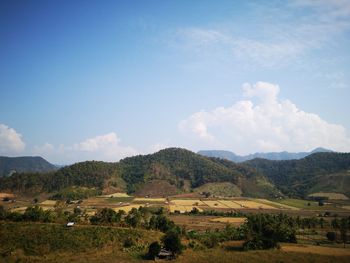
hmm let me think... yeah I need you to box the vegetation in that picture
[244,152,350,198]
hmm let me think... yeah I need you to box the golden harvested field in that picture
[233,200,276,209]
[99,192,131,198]
[112,204,144,213]
[170,215,231,231]
[11,206,27,213]
[171,199,205,206]
[342,205,350,210]
[281,243,350,256]
[308,192,349,200]
[210,217,247,224]
[202,200,230,208]
[134,197,166,202]
[169,205,203,213]
[0,192,15,199]
[256,199,300,210]
[218,200,245,209]
[40,200,57,206]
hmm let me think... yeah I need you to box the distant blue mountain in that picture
[0,156,57,177]
[198,147,333,162]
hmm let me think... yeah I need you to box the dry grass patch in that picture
[11,207,27,213]
[233,200,275,209]
[112,205,144,213]
[210,217,247,224]
[99,192,131,198]
[308,192,349,200]
[134,197,166,202]
[202,200,230,209]
[0,192,15,199]
[281,243,350,256]
[218,200,242,209]
[169,205,203,213]
[171,199,205,206]
[40,200,57,206]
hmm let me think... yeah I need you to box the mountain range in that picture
[198,147,333,162]
[0,148,349,199]
[0,156,57,177]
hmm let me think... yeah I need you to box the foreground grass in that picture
[175,248,350,263]
[0,222,161,257]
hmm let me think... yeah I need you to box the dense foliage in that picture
[244,152,350,197]
[1,149,349,199]
[243,214,297,250]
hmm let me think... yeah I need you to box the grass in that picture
[104,197,134,203]
[174,248,350,263]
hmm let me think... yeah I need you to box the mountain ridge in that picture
[0,156,57,177]
[198,147,333,162]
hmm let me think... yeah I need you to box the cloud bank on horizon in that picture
[179,81,350,155]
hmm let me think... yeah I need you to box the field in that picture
[0,192,15,199]
[202,200,230,208]
[210,217,246,224]
[308,192,349,200]
[231,200,276,209]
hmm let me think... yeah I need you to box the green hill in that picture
[0,156,57,177]
[1,149,348,199]
[244,152,350,198]
[0,148,277,198]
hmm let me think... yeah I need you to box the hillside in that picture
[0,156,57,177]
[244,152,350,197]
[0,148,278,198]
[198,148,332,162]
[1,149,349,199]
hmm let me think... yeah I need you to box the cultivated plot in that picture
[202,200,230,209]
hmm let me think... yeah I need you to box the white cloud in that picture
[179,82,350,154]
[0,124,25,155]
[33,132,138,164]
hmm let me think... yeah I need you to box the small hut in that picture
[156,249,174,260]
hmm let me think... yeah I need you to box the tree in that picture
[147,241,161,260]
[340,218,348,248]
[90,208,120,225]
[326,232,337,242]
[162,229,182,255]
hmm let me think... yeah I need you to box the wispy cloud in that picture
[171,0,350,70]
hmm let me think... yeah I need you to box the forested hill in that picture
[0,148,276,198]
[244,152,350,197]
[0,156,57,177]
[1,149,349,199]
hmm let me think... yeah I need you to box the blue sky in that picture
[1,0,350,163]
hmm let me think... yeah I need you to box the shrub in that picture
[326,231,337,242]
[162,229,182,255]
[147,241,161,260]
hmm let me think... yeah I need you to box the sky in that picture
[1,0,350,164]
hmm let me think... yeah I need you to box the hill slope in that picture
[0,156,57,177]
[0,148,279,198]
[244,152,350,197]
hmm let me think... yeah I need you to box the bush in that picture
[326,231,337,242]
[147,241,161,260]
[162,230,182,255]
[123,237,135,248]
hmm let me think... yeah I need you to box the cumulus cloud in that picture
[0,124,25,155]
[33,132,138,164]
[179,82,350,154]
